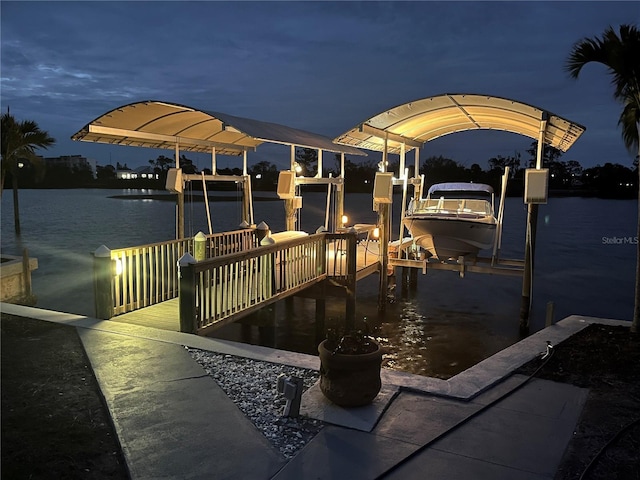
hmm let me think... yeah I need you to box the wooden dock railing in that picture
[178,233,328,335]
[93,228,257,319]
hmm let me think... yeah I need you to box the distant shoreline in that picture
[108,193,281,202]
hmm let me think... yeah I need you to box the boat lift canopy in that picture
[72,100,366,157]
[334,93,586,154]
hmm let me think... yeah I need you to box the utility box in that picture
[277,171,296,199]
[293,195,303,210]
[373,172,394,204]
[166,168,183,193]
[524,168,549,204]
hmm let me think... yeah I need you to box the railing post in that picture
[93,245,113,320]
[178,253,197,334]
[194,231,206,261]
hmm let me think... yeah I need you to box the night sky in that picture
[1,1,638,171]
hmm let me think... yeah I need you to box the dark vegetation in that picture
[6,142,639,198]
[1,315,129,479]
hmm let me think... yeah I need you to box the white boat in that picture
[403,183,497,260]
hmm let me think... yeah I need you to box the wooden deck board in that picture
[111,298,179,331]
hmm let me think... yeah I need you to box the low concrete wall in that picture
[1,254,38,304]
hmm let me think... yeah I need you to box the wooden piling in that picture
[93,245,113,320]
[378,203,390,312]
[178,253,197,334]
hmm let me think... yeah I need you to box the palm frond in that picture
[618,100,640,153]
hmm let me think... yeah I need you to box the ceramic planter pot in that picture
[318,339,383,407]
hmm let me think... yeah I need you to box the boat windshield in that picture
[411,198,493,217]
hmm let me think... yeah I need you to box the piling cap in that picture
[257,221,269,231]
[260,236,275,246]
[194,231,206,241]
[239,220,250,228]
[178,252,197,266]
[94,245,111,257]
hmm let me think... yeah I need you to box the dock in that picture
[97,227,381,335]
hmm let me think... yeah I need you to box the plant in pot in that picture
[318,319,383,407]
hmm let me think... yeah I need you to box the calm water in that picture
[1,188,636,378]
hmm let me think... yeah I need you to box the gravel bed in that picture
[186,347,324,459]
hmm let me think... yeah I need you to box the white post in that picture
[175,142,184,239]
[340,153,345,178]
[201,172,213,235]
[290,144,296,171]
[211,147,217,175]
[399,168,409,255]
[317,149,323,178]
[382,133,388,172]
[492,166,509,265]
[399,143,406,179]
[243,150,248,176]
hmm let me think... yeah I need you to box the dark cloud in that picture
[1,1,638,169]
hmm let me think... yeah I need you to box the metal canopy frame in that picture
[72,100,366,157]
[334,93,586,154]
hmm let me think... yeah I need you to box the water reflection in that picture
[1,190,636,379]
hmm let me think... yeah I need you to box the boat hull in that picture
[403,216,496,259]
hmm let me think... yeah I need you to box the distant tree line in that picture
[7,144,638,199]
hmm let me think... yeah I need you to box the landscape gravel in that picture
[186,347,324,459]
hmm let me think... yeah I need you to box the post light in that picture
[293,162,303,175]
[373,227,380,239]
[341,215,348,228]
[112,258,123,276]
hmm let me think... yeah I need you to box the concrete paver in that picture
[79,328,285,480]
[272,426,418,480]
[382,379,588,480]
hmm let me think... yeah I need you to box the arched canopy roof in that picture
[334,93,585,155]
[72,100,366,156]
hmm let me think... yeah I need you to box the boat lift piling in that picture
[519,114,549,333]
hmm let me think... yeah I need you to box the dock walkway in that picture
[110,237,380,333]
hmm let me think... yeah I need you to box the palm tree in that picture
[566,24,640,332]
[1,111,55,235]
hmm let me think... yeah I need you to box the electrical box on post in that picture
[293,196,302,210]
[373,172,394,204]
[524,168,549,204]
[277,171,296,199]
[165,168,183,193]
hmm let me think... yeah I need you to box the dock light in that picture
[341,215,349,228]
[373,227,380,239]
[113,258,123,276]
[276,374,303,417]
[293,162,303,175]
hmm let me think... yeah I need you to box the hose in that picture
[375,342,555,479]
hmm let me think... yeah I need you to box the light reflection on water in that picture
[1,189,636,379]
